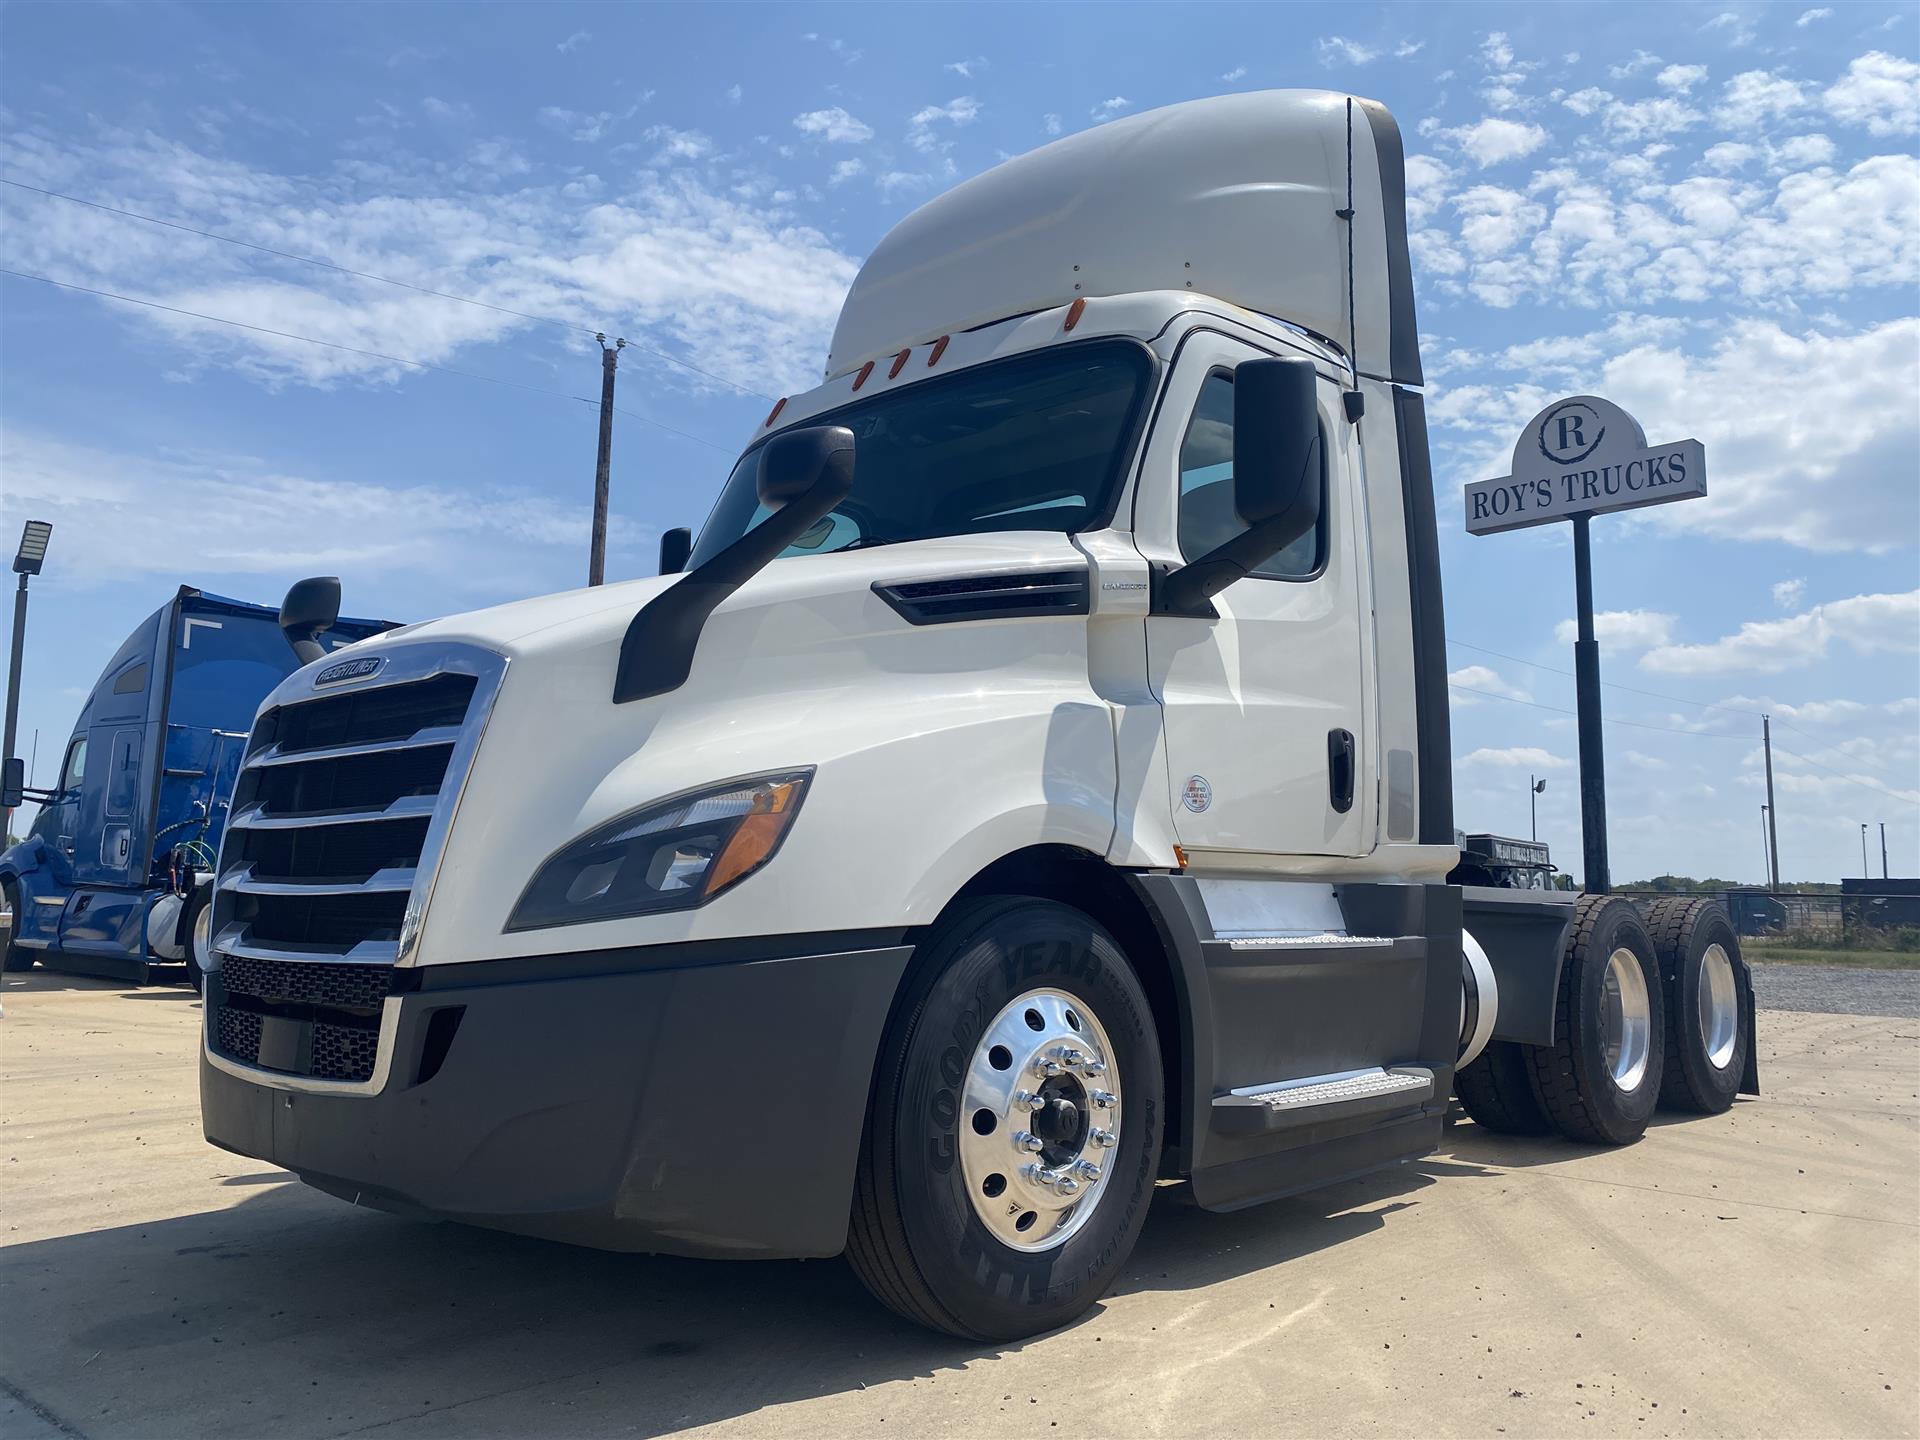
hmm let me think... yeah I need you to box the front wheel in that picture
[1,878,34,972]
[847,897,1164,1341]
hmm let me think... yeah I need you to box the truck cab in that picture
[197,90,1754,1341]
[1,587,389,982]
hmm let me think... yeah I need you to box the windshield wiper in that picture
[837,535,908,552]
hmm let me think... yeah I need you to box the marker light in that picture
[927,336,950,367]
[852,360,875,391]
[508,771,813,932]
[888,347,911,378]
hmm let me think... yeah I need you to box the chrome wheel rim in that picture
[192,902,214,974]
[958,987,1120,1253]
[1698,943,1738,1070]
[1600,947,1652,1092]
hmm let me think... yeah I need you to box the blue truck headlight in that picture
[507,770,812,932]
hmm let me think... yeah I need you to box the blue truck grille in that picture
[208,661,488,1085]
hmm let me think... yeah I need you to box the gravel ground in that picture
[1748,960,1920,1018]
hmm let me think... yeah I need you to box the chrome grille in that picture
[206,645,505,1089]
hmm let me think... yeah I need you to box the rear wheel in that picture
[1,878,34,972]
[1455,1039,1552,1135]
[1526,896,1665,1145]
[847,896,1163,1341]
[1647,898,1747,1114]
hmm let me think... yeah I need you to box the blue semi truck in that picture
[1,583,389,985]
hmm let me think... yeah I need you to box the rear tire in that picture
[1,878,34,972]
[1647,898,1747,1114]
[1455,1040,1552,1135]
[847,896,1163,1341]
[1526,896,1665,1146]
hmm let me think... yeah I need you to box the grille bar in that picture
[243,725,465,771]
[228,794,439,831]
[216,923,400,966]
[220,864,417,897]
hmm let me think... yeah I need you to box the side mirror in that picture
[279,576,342,666]
[613,426,856,704]
[756,424,857,508]
[1157,358,1323,617]
[1,757,22,810]
[658,527,692,576]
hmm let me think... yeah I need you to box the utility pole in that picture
[588,334,626,587]
[3,521,54,838]
[1882,822,1890,880]
[1761,715,1781,893]
[1861,824,1870,879]
[1760,805,1772,888]
[1570,514,1609,893]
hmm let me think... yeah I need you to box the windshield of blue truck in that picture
[687,340,1155,567]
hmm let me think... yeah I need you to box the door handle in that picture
[1327,729,1355,814]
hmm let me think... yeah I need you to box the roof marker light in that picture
[888,347,911,379]
[853,360,875,391]
[1064,297,1086,332]
[763,396,787,428]
[928,335,949,367]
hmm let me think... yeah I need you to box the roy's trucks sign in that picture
[1465,395,1705,536]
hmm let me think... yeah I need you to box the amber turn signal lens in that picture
[705,779,805,895]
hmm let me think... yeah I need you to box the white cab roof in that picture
[827,89,1423,389]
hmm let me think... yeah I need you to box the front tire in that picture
[1456,1040,1552,1135]
[1,878,34,972]
[1647,898,1748,1114]
[1526,896,1665,1146]
[847,896,1163,1341]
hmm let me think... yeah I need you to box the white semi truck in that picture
[199,90,1757,1341]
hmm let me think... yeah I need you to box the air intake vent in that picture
[874,569,1090,626]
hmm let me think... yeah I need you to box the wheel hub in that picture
[1698,943,1738,1070]
[1600,946,1652,1093]
[957,987,1121,1252]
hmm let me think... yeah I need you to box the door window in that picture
[1176,372,1327,580]
[58,737,87,792]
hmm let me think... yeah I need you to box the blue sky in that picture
[2,1,1915,882]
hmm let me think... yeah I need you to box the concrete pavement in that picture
[2,968,1915,1439]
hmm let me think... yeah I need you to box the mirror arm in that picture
[613,486,845,704]
[1152,512,1309,619]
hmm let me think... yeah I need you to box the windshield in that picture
[687,340,1154,567]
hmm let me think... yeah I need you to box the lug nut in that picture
[1090,1089,1117,1110]
[1053,1046,1089,1067]
[1014,1089,1045,1112]
[1032,1057,1064,1078]
[1013,1130,1044,1154]
[1078,1060,1107,1078]
[1090,1127,1117,1149]
[1073,1160,1102,1182]
[1054,1175,1081,1197]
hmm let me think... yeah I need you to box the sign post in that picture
[1467,397,1706,894]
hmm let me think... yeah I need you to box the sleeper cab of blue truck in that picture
[0,587,389,983]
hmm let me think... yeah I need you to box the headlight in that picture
[507,770,812,932]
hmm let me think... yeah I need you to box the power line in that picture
[1769,743,1920,809]
[0,266,733,453]
[0,175,776,401]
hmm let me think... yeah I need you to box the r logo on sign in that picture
[1539,401,1606,465]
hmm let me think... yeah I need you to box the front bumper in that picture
[201,938,913,1258]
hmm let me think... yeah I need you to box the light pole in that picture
[1861,824,1870,879]
[1530,775,1546,843]
[2,520,53,838]
[1760,804,1772,888]
[1882,822,1890,881]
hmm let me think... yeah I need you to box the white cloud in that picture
[909,96,981,150]
[1460,746,1573,769]
[828,157,863,185]
[1449,116,1548,167]
[1657,64,1709,93]
[1772,578,1807,610]
[556,31,590,54]
[1318,37,1379,67]
[1771,132,1836,168]
[1563,87,1612,117]
[1610,50,1663,80]
[1220,66,1247,82]
[1454,185,1546,257]
[539,105,639,143]
[1089,96,1131,119]
[642,124,713,162]
[1396,41,1425,59]
[1641,591,1920,675]
[1795,7,1831,23]
[1703,12,1756,47]
[1824,51,1920,136]
[1042,113,1063,136]
[945,57,987,78]
[1702,140,1758,171]
[724,84,742,106]
[1604,96,1704,141]
[792,107,873,144]
[1448,664,1532,703]
[1552,610,1678,649]
[1599,319,1920,553]
[1719,71,1807,130]
[1481,32,1516,70]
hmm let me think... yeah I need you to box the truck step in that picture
[1210,1067,1435,1136]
